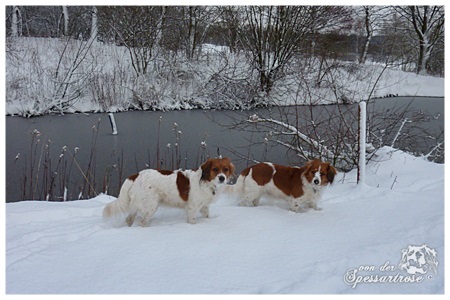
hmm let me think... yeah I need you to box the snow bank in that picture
[5,147,444,294]
[5,38,444,116]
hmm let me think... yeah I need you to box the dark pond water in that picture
[5,97,444,202]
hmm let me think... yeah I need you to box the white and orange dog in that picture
[103,157,235,226]
[233,159,337,212]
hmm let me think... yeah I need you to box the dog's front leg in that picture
[200,206,209,218]
[308,200,322,211]
[289,199,302,213]
[187,207,197,224]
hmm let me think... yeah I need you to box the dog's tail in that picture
[103,178,134,220]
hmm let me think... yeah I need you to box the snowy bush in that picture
[5,37,444,116]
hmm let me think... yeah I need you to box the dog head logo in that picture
[398,245,438,275]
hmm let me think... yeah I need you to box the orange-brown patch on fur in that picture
[128,173,139,181]
[158,170,174,176]
[303,160,319,183]
[273,164,304,198]
[201,157,235,182]
[176,172,190,201]
[242,163,273,186]
[326,163,338,184]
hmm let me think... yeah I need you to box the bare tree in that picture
[395,6,444,75]
[47,38,97,114]
[99,6,165,76]
[217,6,241,53]
[239,6,314,94]
[358,6,373,64]
[353,6,392,64]
[222,93,444,172]
[180,6,220,60]
[23,6,62,37]
[182,6,201,60]
[239,6,353,94]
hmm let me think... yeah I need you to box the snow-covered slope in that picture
[5,147,444,294]
[5,38,444,116]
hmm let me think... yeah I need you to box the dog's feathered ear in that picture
[327,164,337,184]
[201,159,213,181]
[300,160,313,174]
[230,162,236,176]
[304,160,314,170]
[222,157,236,176]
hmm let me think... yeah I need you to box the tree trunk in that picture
[259,71,274,94]
[416,37,430,75]
[406,6,443,76]
[90,6,98,43]
[11,6,20,37]
[62,6,69,36]
[185,6,197,60]
[359,7,372,64]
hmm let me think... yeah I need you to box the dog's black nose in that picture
[219,175,225,182]
[314,179,320,185]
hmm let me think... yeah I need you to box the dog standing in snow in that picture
[103,157,235,226]
[230,159,337,212]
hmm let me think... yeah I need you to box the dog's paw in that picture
[238,201,254,207]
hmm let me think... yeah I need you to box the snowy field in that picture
[5,147,444,294]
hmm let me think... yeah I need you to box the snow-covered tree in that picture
[183,6,201,60]
[358,6,373,64]
[353,6,391,64]
[216,6,241,53]
[99,6,165,75]
[395,6,444,75]
[11,6,21,37]
[62,6,69,36]
[181,6,220,60]
[90,6,98,43]
[239,6,314,93]
[239,6,353,94]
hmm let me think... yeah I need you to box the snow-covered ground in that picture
[5,147,444,294]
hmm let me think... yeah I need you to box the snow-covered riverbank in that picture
[6,38,444,117]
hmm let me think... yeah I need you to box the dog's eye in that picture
[213,167,219,172]
[223,167,229,172]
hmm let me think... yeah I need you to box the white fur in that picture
[299,175,325,211]
[103,168,225,226]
